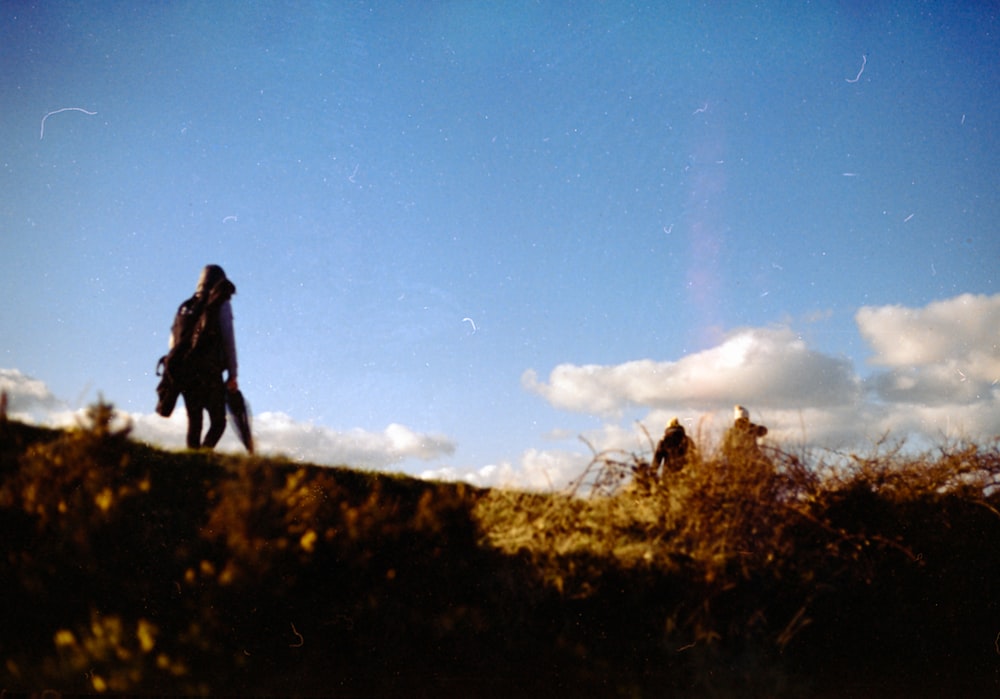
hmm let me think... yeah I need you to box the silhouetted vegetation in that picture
[2,403,999,696]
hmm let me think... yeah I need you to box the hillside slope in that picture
[2,405,1000,697]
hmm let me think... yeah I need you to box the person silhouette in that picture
[171,265,239,449]
[652,417,693,477]
[721,405,768,464]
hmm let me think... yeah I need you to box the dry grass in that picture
[3,403,1000,696]
[475,432,1000,693]
[476,439,819,582]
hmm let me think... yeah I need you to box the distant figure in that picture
[721,405,768,463]
[165,265,239,450]
[652,417,693,477]
[0,390,8,425]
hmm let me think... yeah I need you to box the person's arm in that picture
[218,301,238,389]
[651,442,663,473]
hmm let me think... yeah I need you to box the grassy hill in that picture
[2,403,1000,697]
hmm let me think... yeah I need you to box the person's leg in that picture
[202,379,228,448]
[182,390,204,449]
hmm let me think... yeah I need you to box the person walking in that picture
[167,264,239,449]
[721,405,768,464]
[652,417,693,477]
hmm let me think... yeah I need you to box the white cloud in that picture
[872,396,1000,444]
[0,368,69,422]
[2,368,456,471]
[519,448,590,489]
[422,448,590,491]
[523,293,1000,455]
[127,409,190,444]
[857,293,1000,370]
[127,409,457,469]
[857,293,1000,412]
[247,412,456,468]
[523,325,860,416]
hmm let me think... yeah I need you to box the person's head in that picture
[668,417,680,429]
[196,265,228,294]
[734,405,749,422]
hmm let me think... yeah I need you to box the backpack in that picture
[155,279,235,417]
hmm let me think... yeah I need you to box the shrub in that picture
[475,434,1000,693]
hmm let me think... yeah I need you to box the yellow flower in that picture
[137,619,157,653]
[92,674,108,692]
[94,487,114,513]
[54,629,76,648]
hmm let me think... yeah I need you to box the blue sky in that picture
[2,2,998,488]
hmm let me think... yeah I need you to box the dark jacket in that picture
[653,425,692,474]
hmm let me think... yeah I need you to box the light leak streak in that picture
[40,107,97,139]
[845,55,867,83]
[462,317,477,333]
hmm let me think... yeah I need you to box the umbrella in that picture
[226,388,254,454]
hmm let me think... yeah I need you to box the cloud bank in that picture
[1,368,455,471]
[522,325,861,415]
[244,412,456,468]
[523,292,1000,456]
[0,369,69,423]
[4,292,998,491]
[856,293,1000,440]
[422,448,591,491]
